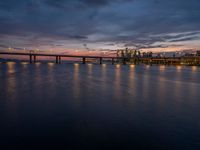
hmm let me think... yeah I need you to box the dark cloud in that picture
[43,0,111,11]
[170,37,200,42]
[0,44,8,48]
[81,0,109,6]
[0,0,200,51]
[68,35,88,39]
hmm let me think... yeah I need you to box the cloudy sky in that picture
[0,0,200,53]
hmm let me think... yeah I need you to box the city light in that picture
[192,66,198,71]
[48,62,54,66]
[102,64,107,67]
[130,64,135,68]
[74,63,79,66]
[116,64,121,68]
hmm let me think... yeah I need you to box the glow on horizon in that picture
[1,31,200,55]
[1,40,200,55]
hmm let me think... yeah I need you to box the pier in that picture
[140,57,200,65]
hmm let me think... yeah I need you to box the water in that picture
[0,62,200,149]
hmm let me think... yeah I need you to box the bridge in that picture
[0,52,200,65]
[0,52,117,64]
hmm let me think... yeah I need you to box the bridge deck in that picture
[0,52,200,65]
[0,52,116,59]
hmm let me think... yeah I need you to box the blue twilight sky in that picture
[0,0,200,53]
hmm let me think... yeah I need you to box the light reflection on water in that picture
[192,66,198,72]
[0,63,200,149]
[159,65,165,71]
[7,62,16,74]
[87,63,93,75]
[6,62,17,99]
[35,62,41,66]
[101,63,107,94]
[176,65,182,72]
[73,63,80,100]
[114,64,122,99]
[128,64,136,106]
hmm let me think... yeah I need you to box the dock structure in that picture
[0,52,200,66]
[140,57,200,65]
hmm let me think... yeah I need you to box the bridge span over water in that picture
[0,52,117,64]
[0,52,200,65]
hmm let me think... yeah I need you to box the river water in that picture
[0,62,200,149]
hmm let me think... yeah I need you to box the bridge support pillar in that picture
[56,56,58,64]
[33,55,36,63]
[82,57,86,64]
[29,54,32,63]
[123,58,126,65]
[99,58,102,65]
[59,56,61,64]
[112,58,114,65]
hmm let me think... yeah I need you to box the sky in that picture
[0,0,200,54]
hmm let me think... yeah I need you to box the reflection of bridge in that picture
[0,52,200,65]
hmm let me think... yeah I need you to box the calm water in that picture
[0,62,200,149]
